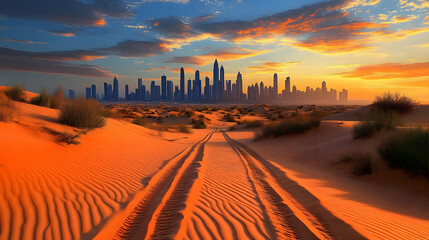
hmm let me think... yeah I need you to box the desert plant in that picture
[243,120,263,128]
[260,113,321,138]
[59,97,106,129]
[0,92,15,122]
[3,86,26,102]
[50,87,64,109]
[177,124,191,133]
[353,156,373,176]
[379,127,429,178]
[353,110,400,139]
[132,117,152,128]
[373,92,418,114]
[31,88,52,107]
[353,121,381,139]
[192,118,206,129]
[225,113,235,122]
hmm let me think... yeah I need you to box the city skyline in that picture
[0,1,428,102]
[80,59,348,104]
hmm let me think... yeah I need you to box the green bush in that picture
[4,86,26,102]
[379,128,429,178]
[260,113,321,138]
[373,92,418,114]
[353,110,400,139]
[59,97,106,129]
[0,92,15,122]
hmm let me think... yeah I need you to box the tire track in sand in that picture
[114,131,215,239]
[222,131,366,240]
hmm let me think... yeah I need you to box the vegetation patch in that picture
[3,86,26,102]
[373,92,418,114]
[59,97,106,129]
[259,113,321,138]
[30,88,64,109]
[379,127,429,178]
[0,92,15,122]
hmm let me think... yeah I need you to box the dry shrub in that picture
[0,92,15,122]
[3,86,26,102]
[373,92,418,114]
[59,97,106,129]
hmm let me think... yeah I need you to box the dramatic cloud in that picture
[338,62,429,79]
[165,47,266,66]
[0,0,132,26]
[100,40,171,57]
[140,66,169,72]
[0,39,172,77]
[1,38,46,44]
[247,61,302,74]
[147,0,387,53]
[0,48,112,78]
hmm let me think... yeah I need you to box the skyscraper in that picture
[103,82,108,100]
[91,84,96,99]
[194,70,201,101]
[85,87,91,99]
[167,80,173,101]
[138,78,142,100]
[220,65,225,100]
[285,77,290,101]
[187,79,192,101]
[204,76,211,101]
[236,72,243,100]
[113,76,119,100]
[213,59,219,100]
[273,73,278,101]
[161,75,167,100]
[125,85,129,100]
[180,67,185,101]
[322,81,327,100]
[68,89,75,99]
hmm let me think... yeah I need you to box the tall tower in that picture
[194,70,201,101]
[322,81,327,100]
[236,72,243,100]
[187,79,192,101]
[161,75,167,100]
[220,65,225,100]
[273,73,278,101]
[113,76,119,100]
[138,78,142,100]
[285,76,290,101]
[180,67,185,101]
[103,82,108,100]
[213,59,219,100]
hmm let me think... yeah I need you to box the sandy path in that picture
[114,130,365,240]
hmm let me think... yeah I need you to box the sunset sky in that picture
[1,0,428,102]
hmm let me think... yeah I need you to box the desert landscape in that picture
[0,86,428,240]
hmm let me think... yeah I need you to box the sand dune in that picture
[0,102,201,240]
[2,100,429,239]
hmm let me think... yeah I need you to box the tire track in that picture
[222,131,366,240]
[114,131,214,239]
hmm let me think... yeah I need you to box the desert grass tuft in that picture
[0,92,15,122]
[3,85,26,102]
[59,97,106,129]
[373,92,418,114]
[379,127,429,178]
[259,113,321,138]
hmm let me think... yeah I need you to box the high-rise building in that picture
[339,89,348,102]
[194,70,201,101]
[125,85,129,100]
[187,79,192,101]
[236,72,243,100]
[204,76,211,101]
[85,87,91,99]
[167,80,173,101]
[322,81,327,100]
[68,89,75,99]
[213,59,219,100]
[273,73,278,101]
[91,84,96,99]
[161,75,167,100]
[113,76,119,100]
[180,67,185,101]
[107,84,112,100]
[138,78,142,100]
[226,80,231,101]
[104,82,108,100]
[220,65,225,100]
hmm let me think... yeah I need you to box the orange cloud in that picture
[247,61,301,74]
[338,62,429,80]
[166,47,267,66]
[140,66,169,72]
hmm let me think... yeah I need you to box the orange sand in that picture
[1,100,429,239]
